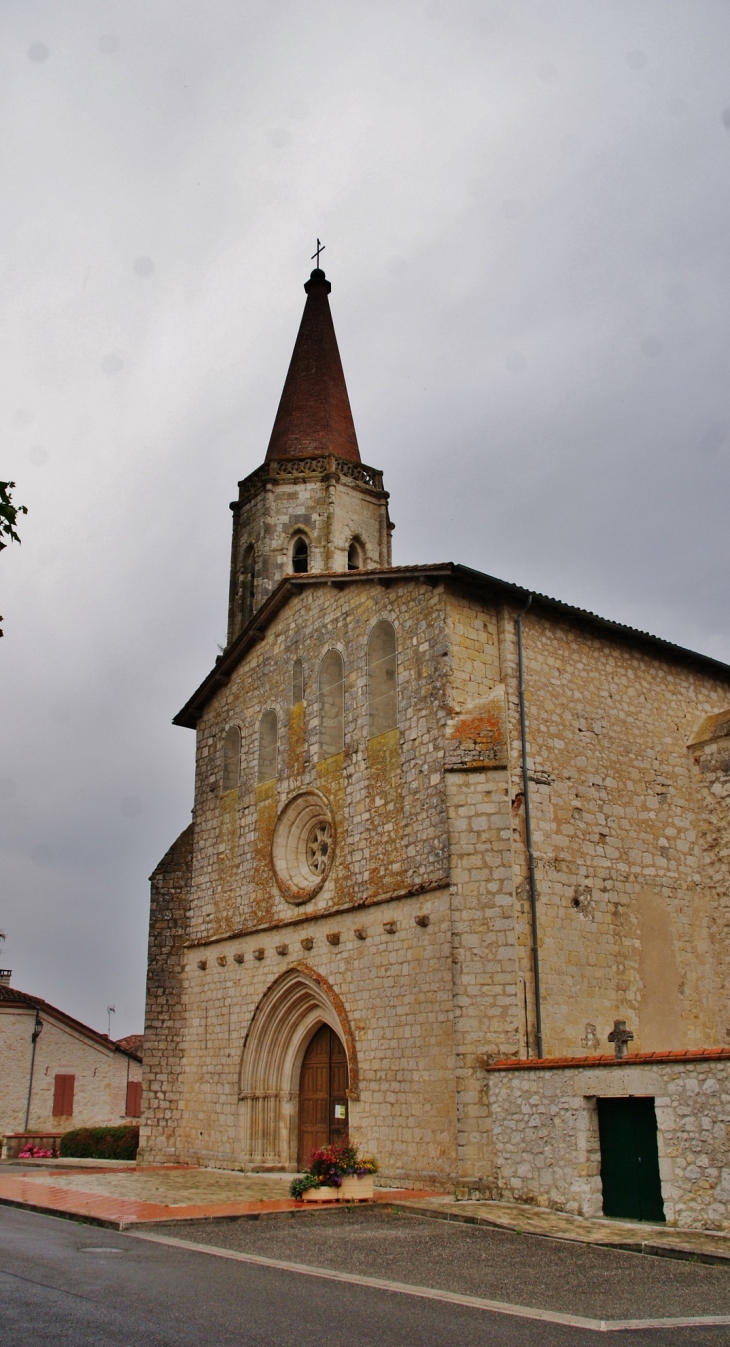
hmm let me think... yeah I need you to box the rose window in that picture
[271,791,335,903]
[306,821,332,876]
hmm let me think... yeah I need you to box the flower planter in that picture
[338,1174,374,1202]
[302,1185,341,1203]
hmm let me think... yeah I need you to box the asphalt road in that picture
[1,1204,730,1347]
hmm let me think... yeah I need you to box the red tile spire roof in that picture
[264,268,361,464]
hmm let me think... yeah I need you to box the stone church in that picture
[140,263,730,1230]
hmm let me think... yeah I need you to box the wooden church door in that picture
[297,1024,349,1168]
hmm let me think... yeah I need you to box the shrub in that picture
[59,1125,139,1160]
[289,1172,321,1200]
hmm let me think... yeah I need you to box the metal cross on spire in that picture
[311,238,325,268]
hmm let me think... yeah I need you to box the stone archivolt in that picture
[238,966,357,1168]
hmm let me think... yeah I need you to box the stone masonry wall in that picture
[138,824,193,1163]
[190,578,451,946]
[497,604,730,1059]
[689,716,730,1021]
[486,1059,730,1231]
[228,463,390,640]
[174,888,458,1185]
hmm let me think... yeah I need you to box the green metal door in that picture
[597,1097,665,1222]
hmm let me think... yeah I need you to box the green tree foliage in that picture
[0,480,27,638]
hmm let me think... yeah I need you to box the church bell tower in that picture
[226,266,394,645]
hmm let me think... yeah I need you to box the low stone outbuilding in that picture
[0,972,142,1155]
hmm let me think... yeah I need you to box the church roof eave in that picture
[172,563,730,730]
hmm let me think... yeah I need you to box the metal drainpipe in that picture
[24,1011,43,1131]
[517,596,544,1060]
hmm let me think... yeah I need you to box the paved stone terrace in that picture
[4,1162,730,1265]
[0,1164,437,1229]
[400,1196,730,1264]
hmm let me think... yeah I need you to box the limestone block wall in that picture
[190,579,451,944]
[496,604,730,1058]
[138,824,193,1164]
[0,1007,141,1139]
[172,889,458,1185]
[486,1057,730,1231]
[0,1009,35,1135]
[689,714,730,1013]
[445,767,521,1184]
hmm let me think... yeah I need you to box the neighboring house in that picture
[0,971,142,1147]
[140,262,730,1232]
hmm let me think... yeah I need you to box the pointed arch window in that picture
[292,657,304,706]
[258,710,278,784]
[222,726,241,793]
[347,539,363,570]
[242,545,256,624]
[319,650,345,759]
[292,536,309,574]
[367,620,398,738]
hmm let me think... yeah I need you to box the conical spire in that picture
[265,269,361,464]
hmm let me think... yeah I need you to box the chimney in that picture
[0,970,11,986]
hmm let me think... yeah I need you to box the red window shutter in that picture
[126,1080,142,1116]
[53,1074,75,1116]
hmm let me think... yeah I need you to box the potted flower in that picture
[337,1146,378,1202]
[290,1144,378,1203]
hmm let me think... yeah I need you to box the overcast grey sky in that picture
[2,1,729,1037]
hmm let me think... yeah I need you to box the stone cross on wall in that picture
[607,1019,634,1059]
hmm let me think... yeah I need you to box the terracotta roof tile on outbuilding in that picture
[265,268,361,465]
[484,1048,730,1070]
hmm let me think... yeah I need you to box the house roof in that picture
[0,984,142,1062]
[115,1033,144,1058]
[173,562,730,729]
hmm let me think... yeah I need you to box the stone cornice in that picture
[183,877,449,948]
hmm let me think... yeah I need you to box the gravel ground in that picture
[142,1205,730,1321]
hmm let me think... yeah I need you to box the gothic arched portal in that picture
[238,967,358,1169]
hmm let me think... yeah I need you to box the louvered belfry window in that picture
[52,1074,75,1117]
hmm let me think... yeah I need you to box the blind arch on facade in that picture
[367,620,398,738]
[222,725,241,792]
[318,649,345,759]
[258,710,278,784]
